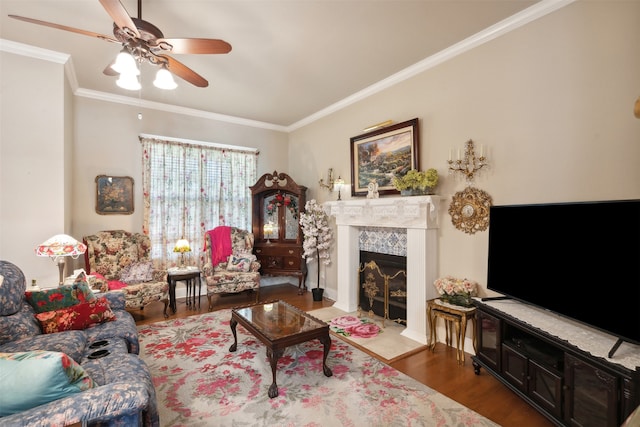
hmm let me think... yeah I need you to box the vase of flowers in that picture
[299,199,333,301]
[433,275,478,307]
[392,168,439,195]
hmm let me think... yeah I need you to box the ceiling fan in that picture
[8,0,232,89]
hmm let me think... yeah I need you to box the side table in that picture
[427,298,477,365]
[167,267,202,313]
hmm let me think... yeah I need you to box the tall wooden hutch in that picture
[250,171,307,291]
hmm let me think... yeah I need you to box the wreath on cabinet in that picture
[448,186,492,234]
[266,192,298,220]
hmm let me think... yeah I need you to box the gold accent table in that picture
[427,298,477,365]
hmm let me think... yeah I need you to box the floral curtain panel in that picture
[140,136,258,269]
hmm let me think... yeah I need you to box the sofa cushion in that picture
[25,282,96,313]
[35,297,116,334]
[0,302,41,346]
[0,260,27,316]
[120,261,154,284]
[0,350,96,416]
[0,329,87,363]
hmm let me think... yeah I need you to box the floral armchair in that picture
[202,226,261,310]
[83,230,169,317]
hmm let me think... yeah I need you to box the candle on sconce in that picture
[480,145,484,157]
[457,149,461,160]
[448,149,452,161]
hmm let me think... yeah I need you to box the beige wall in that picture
[288,1,640,300]
[0,52,71,285]
[2,1,640,295]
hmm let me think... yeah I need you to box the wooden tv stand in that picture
[472,299,640,427]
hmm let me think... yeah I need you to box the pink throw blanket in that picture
[205,226,232,267]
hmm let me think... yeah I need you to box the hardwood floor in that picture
[131,283,554,427]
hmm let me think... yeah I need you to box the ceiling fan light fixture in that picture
[153,67,178,90]
[116,72,141,91]
[111,49,139,75]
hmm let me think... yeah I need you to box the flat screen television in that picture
[486,199,640,356]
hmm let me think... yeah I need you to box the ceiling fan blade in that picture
[152,38,232,55]
[157,54,208,88]
[102,61,119,76]
[8,15,119,43]
[98,0,140,39]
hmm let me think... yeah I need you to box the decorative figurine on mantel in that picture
[367,180,379,199]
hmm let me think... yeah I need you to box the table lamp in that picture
[173,238,191,268]
[35,234,87,285]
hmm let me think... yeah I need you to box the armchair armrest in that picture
[151,269,167,282]
[249,260,261,272]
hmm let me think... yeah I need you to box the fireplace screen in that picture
[358,251,407,326]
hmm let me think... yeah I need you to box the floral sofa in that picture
[0,260,159,426]
[83,230,169,317]
[203,226,261,310]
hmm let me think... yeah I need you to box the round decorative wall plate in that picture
[449,186,492,234]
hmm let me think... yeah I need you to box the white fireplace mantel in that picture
[324,196,440,344]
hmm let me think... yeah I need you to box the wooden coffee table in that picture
[229,300,333,398]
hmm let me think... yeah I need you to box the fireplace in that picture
[359,251,407,326]
[325,196,440,344]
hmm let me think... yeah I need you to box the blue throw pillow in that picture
[0,350,96,416]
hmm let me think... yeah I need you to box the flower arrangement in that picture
[267,192,298,219]
[433,275,478,307]
[299,199,333,288]
[392,168,439,191]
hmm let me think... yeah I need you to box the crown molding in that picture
[1,0,575,132]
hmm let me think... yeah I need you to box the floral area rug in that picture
[138,309,499,427]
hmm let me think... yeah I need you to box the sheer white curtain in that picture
[140,135,258,269]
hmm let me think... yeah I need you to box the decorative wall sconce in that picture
[319,168,336,191]
[448,139,488,184]
[334,176,345,200]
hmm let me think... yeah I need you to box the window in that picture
[140,135,258,268]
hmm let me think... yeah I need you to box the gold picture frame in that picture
[95,175,134,215]
[350,118,419,197]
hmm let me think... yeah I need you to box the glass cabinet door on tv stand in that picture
[250,171,307,292]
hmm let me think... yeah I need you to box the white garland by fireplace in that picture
[325,196,440,344]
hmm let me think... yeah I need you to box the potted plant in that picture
[299,199,333,301]
[392,168,439,195]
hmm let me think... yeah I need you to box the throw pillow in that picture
[25,281,96,313]
[226,253,255,272]
[0,350,96,416]
[108,280,129,290]
[35,296,116,334]
[120,260,154,284]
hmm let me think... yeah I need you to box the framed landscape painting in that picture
[95,175,134,215]
[350,118,419,197]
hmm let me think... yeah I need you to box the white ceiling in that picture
[1,0,556,130]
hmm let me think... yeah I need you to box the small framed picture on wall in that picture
[95,175,134,215]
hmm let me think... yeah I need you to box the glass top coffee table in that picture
[229,300,333,398]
